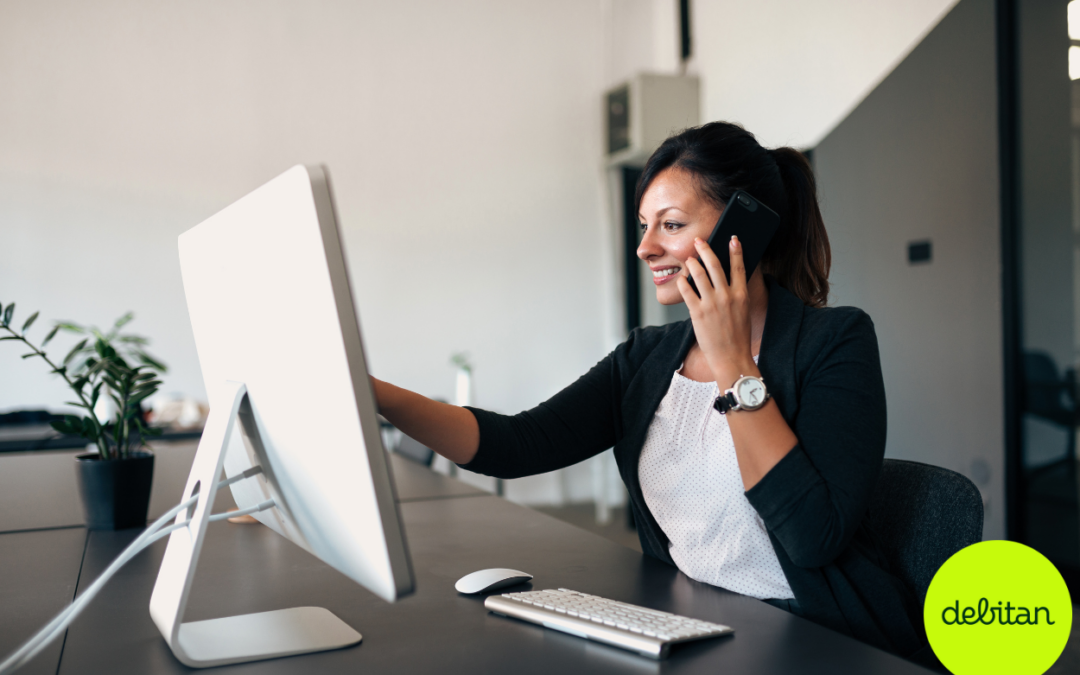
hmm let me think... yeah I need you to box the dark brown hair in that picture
[634,122,831,307]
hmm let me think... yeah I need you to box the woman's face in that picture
[637,167,723,306]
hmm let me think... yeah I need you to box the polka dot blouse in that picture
[638,359,794,600]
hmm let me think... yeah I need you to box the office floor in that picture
[537,501,1080,673]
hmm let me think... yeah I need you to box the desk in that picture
[0,441,487,533]
[0,446,932,674]
[0,424,203,453]
[0,528,84,675]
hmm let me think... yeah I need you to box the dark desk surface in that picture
[0,528,86,675]
[0,447,931,674]
[0,442,486,533]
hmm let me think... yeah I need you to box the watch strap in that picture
[713,391,739,415]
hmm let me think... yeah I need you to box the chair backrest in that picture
[394,433,435,466]
[1023,350,1074,421]
[865,459,984,604]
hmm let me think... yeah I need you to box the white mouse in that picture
[455,568,533,594]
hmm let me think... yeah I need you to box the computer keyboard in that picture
[484,588,733,659]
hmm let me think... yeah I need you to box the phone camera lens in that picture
[738,194,751,206]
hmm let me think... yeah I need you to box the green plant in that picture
[1,302,167,460]
[450,352,472,372]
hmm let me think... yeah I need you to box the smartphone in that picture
[687,190,780,296]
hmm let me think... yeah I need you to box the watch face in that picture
[736,378,767,408]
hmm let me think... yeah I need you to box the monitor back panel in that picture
[178,165,413,602]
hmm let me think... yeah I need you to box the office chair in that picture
[1023,351,1076,426]
[395,433,436,466]
[1022,350,1077,473]
[865,459,984,604]
[381,418,506,496]
[376,417,434,466]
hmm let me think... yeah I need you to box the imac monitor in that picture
[149,165,414,668]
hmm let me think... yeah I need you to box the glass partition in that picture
[1014,0,1080,583]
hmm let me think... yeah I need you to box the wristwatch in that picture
[714,375,770,414]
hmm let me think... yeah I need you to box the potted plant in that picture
[1,302,167,529]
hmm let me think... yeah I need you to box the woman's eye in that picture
[640,221,684,234]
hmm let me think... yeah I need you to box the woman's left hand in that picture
[675,236,758,385]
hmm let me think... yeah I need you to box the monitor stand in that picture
[149,380,362,668]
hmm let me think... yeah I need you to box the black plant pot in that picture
[75,451,155,530]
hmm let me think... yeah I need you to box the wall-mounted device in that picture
[152,165,414,668]
[605,74,700,167]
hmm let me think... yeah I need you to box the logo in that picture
[924,540,1072,675]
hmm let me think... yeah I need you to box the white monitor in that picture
[150,165,414,668]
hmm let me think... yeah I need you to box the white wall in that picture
[0,0,611,504]
[691,0,960,149]
[0,0,614,411]
[598,0,961,150]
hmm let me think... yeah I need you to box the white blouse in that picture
[638,362,794,600]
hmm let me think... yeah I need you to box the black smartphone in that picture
[687,190,780,296]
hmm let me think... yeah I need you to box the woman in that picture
[372,122,929,664]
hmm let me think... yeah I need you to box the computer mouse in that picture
[455,568,533,594]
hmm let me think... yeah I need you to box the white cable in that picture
[220,465,263,488]
[0,470,270,675]
[208,499,276,522]
[0,496,195,674]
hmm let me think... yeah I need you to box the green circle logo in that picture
[924,540,1072,674]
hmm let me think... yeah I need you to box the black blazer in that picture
[462,278,926,661]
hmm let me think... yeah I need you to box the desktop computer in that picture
[0,165,416,674]
[150,164,415,668]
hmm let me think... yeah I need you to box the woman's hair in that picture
[634,122,831,308]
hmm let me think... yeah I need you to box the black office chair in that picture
[381,417,505,496]
[865,459,984,604]
[395,433,436,466]
[1022,350,1078,474]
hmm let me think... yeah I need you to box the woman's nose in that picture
[637,226,661,260]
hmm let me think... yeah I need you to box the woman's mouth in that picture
[652,266,681,285]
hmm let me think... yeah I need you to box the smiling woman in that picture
[372,122,934,667]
